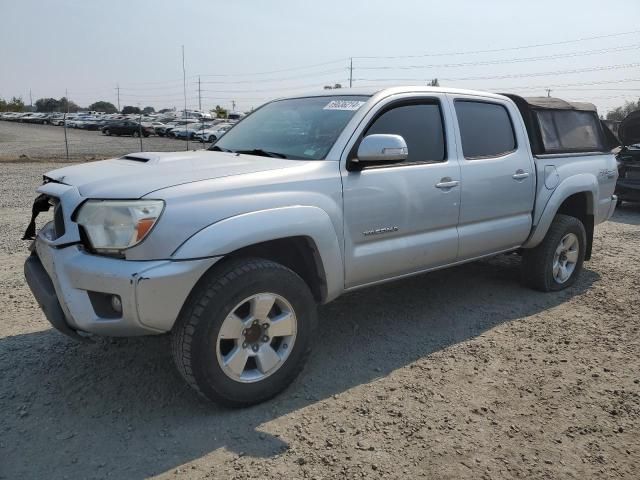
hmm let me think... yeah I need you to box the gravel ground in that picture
[1,161,639,480]
[0,121,210,162]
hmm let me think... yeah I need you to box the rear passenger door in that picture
[448,95,535,260]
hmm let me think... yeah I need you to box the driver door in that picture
[341,94,461,288]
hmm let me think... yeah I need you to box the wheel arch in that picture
[524,174,597,259]
[172,206,344,302]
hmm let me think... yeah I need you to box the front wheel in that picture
[522,214,586,292]
[171,258,317,407]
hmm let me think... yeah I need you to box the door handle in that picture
[512,170,530,180]
[435,179,460,189]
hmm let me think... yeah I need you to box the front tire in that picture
[171,258,317,407]
[522,214,586,292]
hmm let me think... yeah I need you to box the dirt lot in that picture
[0,122,207,162]
[0,161,639,480]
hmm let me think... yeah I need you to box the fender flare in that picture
[523,173,597,248]
[172,205,344,301]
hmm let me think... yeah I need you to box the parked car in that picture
[23,87,618,407]
[49,114,66,126]
[193,123,234,142]
[101,120,153,137]
[142,121,165,133]
[161,119,200,137]
[21,113,51,124]
[155,120,190,137]
[170,122,215,139]
[614,110,640,205]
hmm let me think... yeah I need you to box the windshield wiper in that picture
[233,149,288,159]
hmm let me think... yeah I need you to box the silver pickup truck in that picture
[24,87,618,406]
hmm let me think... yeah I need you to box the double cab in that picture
[24,87,618,406]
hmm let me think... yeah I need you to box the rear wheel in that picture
[104,129,111,136]
[208,135,217,142]
[522,214,586,292]
[171,258,317,407]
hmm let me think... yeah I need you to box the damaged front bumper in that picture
[25,221,219,339]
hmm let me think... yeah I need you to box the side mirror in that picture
[355,134,408,163]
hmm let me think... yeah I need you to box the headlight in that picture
[76,200,164,253]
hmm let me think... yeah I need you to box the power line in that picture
[354,43,640,71]
[355,62,640,83]
[197,68,347,85]
[353,29,640,60]
[493,77,640,91]
[193,58,348,77]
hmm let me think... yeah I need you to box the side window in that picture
[364,103,445,163]
[536,110,603,153]
[455,101,516,158]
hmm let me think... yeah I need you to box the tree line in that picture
[0,95,230,118]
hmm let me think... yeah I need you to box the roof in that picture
[506,95,598,112]
[276,86,512,102]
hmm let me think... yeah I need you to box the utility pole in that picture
[29,89,33,111]
[546,88,552,97]
[198,76,204,149]
[182,45,189,151]
[64,88,69,161]
[349,57,353,88]
[116,83,121,112]
[231,100,236,113]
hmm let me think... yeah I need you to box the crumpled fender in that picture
[171,205,344,301]
[523,173,597,248]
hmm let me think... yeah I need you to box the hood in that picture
[618,110,640,147]
[45,150,303,198]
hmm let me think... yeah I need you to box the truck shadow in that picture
[0,255,599,479]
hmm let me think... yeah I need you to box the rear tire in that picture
[104,129,111,136]
[522,214,586,292]
[171,257,317,407]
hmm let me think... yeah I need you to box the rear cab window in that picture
[454,100,516,159]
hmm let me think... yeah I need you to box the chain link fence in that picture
[0,114,213,162]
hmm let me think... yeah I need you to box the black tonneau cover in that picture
[501,94,614,155]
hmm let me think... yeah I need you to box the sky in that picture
[1,0,639,115]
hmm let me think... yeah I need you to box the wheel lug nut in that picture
[262,336,269,342]
[283,343,288,349]
[242,342,248,349]
[252,344,259,352]
[242,329,247,336]
[263,323,269,329]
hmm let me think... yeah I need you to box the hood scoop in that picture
[121,154,151,163]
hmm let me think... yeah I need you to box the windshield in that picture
[212,95,369,160]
